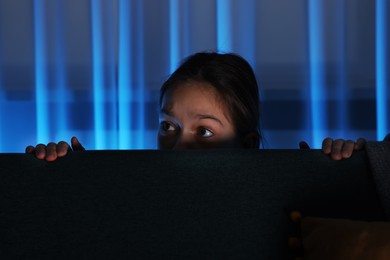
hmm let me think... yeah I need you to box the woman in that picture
[26,52,366,160]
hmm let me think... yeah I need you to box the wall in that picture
[0,0,388,151]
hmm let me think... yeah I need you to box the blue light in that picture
[376,0,388,140]
[136,0,145,149]
[118,0,132,149]
[106,1,118,149]
[0,65,2,151]
[182,0,190,57]
[336,0,347,138]
[216,0,233,53]
[237,0,256,66]
[34,0,49,144]
[54,0,67,138]
[169,0,180,73]
[90,0,105,149]
[308,0,325,148]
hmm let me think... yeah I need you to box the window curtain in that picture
[0,0,388,152]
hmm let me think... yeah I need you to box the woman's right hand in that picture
[25,136,85,161]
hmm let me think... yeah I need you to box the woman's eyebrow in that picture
[160,108,224,126]
[195,114,224,126]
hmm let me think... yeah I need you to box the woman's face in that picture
[158,81,242,150]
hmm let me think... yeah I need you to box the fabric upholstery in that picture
[0,150,385,259]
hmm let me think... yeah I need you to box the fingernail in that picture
[289,211,302,222]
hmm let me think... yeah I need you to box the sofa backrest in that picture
[0,150,385,259]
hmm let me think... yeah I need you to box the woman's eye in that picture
[198,128,214,138]
[160,121,176,132]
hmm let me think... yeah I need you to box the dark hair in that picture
[159,52,261,147]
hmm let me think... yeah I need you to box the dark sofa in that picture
[0,148,387,259]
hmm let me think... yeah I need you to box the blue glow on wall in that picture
[0,1,388,152]
[106,2,118,150]
[90,0,118,149]
[54,0,67,139]
[216,0,233,53]
[91,0,106,149]
[34,0,49,144]
[376,0,388,140]
[169,0,180,73]
[336,0,347,138]
[135,0,145,149]
[118,0,132,149]
[0,34,2,151]
[234,0,256,67]
[0,64,2,151]
[308,0,325,148]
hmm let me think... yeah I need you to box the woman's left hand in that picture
[299,138,366,160]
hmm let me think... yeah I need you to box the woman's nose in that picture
[172,133,195,150]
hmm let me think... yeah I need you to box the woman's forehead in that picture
[160,82,232,121]
[162,82,222,105]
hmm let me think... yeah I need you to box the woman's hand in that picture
[321,137,366,160]
[299,137,366,160]
[25,136,85,161]
[288,210,304,260]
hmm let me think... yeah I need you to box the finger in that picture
[341,140,355,158]
[330,139,344,160]
[354,138,366,150]
[45,142,58,162]
[35,144,47,160]
[71,136,85,151]
[299,141,310,150]
[322,137,333,155]
[57,141,70,157]
[25,145,35,154]
[289,211,302,223]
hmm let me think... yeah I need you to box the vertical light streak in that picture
[308,0,325,148]
[0,57,2,151]
[237,0,256,66]
[107,1,117,149]
[169,0,180,73]
[136,0,145,149]
[55,0,67,137]
[0,35,3,151]
[376,0,387,140]
[118,0,132,149]
[91,0,105,149]
[183,0,190,57]
[337,0,347,138]
[216,0,233,53]
[34,0,49,143]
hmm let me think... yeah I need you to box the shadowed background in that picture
[0,0,389,152]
